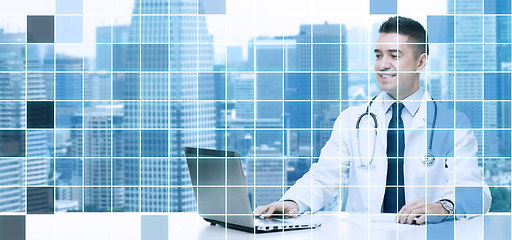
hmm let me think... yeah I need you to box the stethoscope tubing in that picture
[355,96,438,167]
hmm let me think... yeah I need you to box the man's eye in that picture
[375,55,382,58]
[392,55,398,59]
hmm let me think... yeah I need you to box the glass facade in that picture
[0,0,510,238]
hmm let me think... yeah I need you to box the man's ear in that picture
[416,53,428,72]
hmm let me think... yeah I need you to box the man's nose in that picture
[378,56,392,71]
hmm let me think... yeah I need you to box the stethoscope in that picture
[355,96,437,167]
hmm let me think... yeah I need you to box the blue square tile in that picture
[55,158,82,185]
[484,73,511,100]
[456,0,482,13]
[56,73,83,100]
[141,130,168,157]
[455,101,482,128]
[485,0,511,14]
[284,101,311,129]
[27,187,54,214]
[27,16,54,43]
[484,101,511,128]
[485,215,511,239]
[113,44,140,71]
[27,101,54,129]
[455,187,484,214]
[313,101,339,128]
[256,73,282,100]
[56,16,83,43]
[113,130,140,157]
[113,159,140,186]
[427,101,454,128]
[427,16,454,43]
[488,187,511,212]
[427,220,454,240]
[255,130,283,156]
[141,73,168,100]
[255,101,282,127]
[141,44,168,71]
[141,215,168,240]
[55,102,83,128]
[94,44,111,71]
[285,73,311,100]
[200,73,224,100]
[56,0,83,14]
[369,0,397,14]
[0,216,25,239]
[456,16,483,43]
[313,73,340,100]
[199,0,226,14]
[141,16,169,42]
[0,130,25,157]
[484,130,511,157]
[113,73,140,100]
[226,73,253,100]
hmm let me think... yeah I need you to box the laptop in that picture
[184,147,321,233]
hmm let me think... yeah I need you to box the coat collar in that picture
[370,90,432,149]
[380,88,424,119]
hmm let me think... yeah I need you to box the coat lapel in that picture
[407,91,431,134]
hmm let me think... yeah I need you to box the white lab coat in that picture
[282,91,492,216]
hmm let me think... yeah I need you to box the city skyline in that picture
[0,0,509,215]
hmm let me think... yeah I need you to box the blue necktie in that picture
[382,102,406,213]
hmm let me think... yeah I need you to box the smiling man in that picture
[254,16,491,225]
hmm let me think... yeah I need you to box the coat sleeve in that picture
[441,112,492,217]
[281,108,352,213]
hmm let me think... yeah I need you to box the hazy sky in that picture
[0,0,447,61]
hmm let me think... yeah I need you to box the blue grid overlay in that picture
[0,0,510,238]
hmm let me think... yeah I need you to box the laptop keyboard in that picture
[254,217,312,230]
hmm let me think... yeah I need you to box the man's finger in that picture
[398,198,423,214]
[406,209,423,225]
[415,215,427,225]
[400,203,425,224]
[264,205,279,218]
[397,203,412,222]
[398,205,415,224]
[287,207,299,218]
[254,205,270,216]
[397,204,410,222]
[399,200,426,224]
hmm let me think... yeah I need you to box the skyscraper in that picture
[297,23,348,157]
[110,0,216,212]
[0,30,52,212]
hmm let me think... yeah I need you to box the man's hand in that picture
[253,200,300,218]
[395,198,449,225]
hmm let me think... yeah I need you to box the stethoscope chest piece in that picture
[422,152,436,166]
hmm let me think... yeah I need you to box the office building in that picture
[0,31,52,212]
[111,0,217,212]
[297,23,348,157]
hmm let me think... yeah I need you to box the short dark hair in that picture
[379,16,429,58]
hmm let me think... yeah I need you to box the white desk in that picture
[25,212,509,240]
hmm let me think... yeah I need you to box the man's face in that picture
[374,33,425,99]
